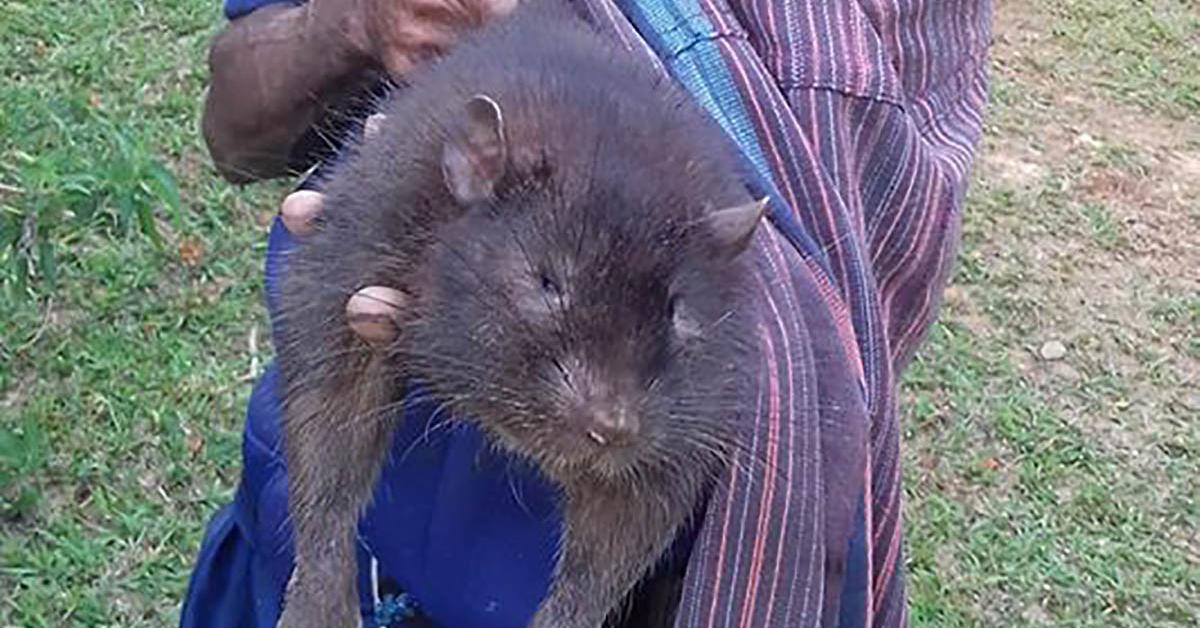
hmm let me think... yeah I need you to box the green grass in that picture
[1049,0,1200,117]
[901,0,1200,623]
[2,0,1198,625]
[1,1,281,624]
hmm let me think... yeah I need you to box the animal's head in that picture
[408,95,763,482]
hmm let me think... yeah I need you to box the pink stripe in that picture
[877,162,937,293]
[703,38,864,389]
[799,249,864,385]
[702,454,738,628]
[850,2,866,94]
[871,449,903,544]
[863,440,875,625]
[757,228,805,623]
[716,303,773,628]
[711,39,811,238]
[811,88,859,295]
[737,306,783,627]
[892,201,957,366]
[701,2,836,272]
[850,99,878,185]
[864,126,915,250]
[761,0,781,79]
[704,352,766,628]
[801,78,853,292]
[869,146,923,268]
[777,240,827,624]
[915,0,931,95]
[820,0,838,89]
[873,507,904,609]
[877,169,942,330]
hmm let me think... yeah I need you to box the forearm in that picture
[201,3,377,183]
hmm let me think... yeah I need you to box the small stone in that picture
[1074,133,1100,149]
[1039,340,1068,361]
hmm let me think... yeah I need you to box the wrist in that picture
[301,1,375,70]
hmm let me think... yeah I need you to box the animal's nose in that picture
[581,405,639,446]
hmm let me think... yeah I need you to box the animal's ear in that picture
[703,196,768,260]
[442,94,508,205]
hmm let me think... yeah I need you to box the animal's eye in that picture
[539,272,561,297]
[666,295,678,319]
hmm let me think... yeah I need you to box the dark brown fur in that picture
[274,2,763,626]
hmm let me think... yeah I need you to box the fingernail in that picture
[364,113,386,140]
[347,286,405,348]
[279,190,324,235]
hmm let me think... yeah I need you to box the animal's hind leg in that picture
[277,357,400,628]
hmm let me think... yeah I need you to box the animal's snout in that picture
[580,404,639,446]
[558,356,640,446]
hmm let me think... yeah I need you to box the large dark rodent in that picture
[273,2,765,626]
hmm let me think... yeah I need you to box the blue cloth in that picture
[223,0,296,20]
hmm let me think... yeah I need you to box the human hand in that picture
[312,0,519,80]
[278,121,404,348]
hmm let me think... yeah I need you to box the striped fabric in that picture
[568,0,993,625]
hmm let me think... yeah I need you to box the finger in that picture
[346,286,406,348]
[279,190,324,236]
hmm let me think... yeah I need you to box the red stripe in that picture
[757,229,805,622]
[737,277,784,627]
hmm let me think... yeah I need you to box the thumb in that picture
[346,286,406,348]
[279,190,324,236]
